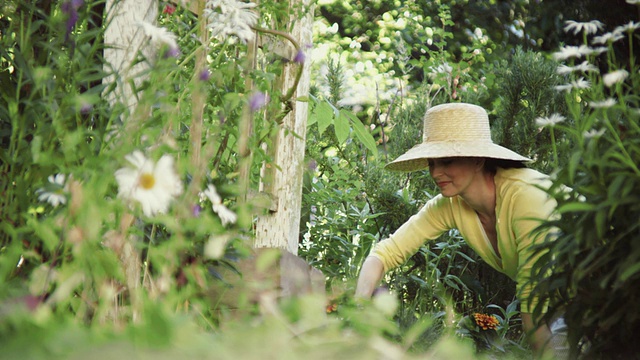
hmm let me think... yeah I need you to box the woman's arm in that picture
[522,312,553,359]
[355,257,384,298]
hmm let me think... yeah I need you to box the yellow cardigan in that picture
[369,168,556,313]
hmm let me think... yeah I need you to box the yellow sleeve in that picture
[511,185,556,313]
[369,195,455,272]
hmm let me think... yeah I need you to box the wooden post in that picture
[253,0,314,254]
[103,0,158,322]
[103,0,158,110]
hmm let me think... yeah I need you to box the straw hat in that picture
[386,103,532,172]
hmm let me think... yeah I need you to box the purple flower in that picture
[80,103,93,114]
[192,204,202,217]
[293,50,305,64]
[308,159,317,171]
[163,46,181,59]
[249,91,269,112]
[199,69,211,81]
[61,0,83,39]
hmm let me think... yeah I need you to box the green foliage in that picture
[532,16,640,359]
[491,47,568,174]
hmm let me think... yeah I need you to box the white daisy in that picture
[563,20,604,35]
[136,21,179,50]
[553,45,607,61]
[583,128,606,138]
[592,32,624,45]
[556,61,599,75]
[535,113,566,128]
[115,151,183,217]
[204,0,258,44]
[202,184,237,226]
[589,98,617,108]
[554,77,591,92]
[613,21,640,35]
[36,174,68,207]
[602,69,629,87]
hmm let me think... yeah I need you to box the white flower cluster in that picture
[204,0,258,44]
[553,20,639,92]
[37,151,239,229]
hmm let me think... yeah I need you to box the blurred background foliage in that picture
[1,0,639,358]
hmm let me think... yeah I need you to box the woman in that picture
[355,103,562,357]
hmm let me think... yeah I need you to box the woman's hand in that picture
[522,312,554,359]
[355,257,384,298]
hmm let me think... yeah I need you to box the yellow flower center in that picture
[139,173,156,190]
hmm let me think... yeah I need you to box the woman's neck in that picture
[461,171,496,218]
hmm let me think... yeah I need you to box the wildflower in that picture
[163,46,180,58]
[115,151,183,217]
[556,61,599,75]
[293,49,306,64]
[163,4,176,14]
[535,113,566,127]
[627,0,640,4]
[592,32,625,45]
[563,20,604,35]
[614,21,640,35]
[589,98,617,108]
[583,128,606,138]
[554,78,591,92]
[199,69,211,81]
[192,204,202,217]
[204,0,258,44]
[249,91,269,112]
[473,313,500,331]
[326,302,338,313]
[430,62,453,74]
[602,69,629,87]
[552,45,605,61]
[36,174,68,207]
[61,0,83,40]
[202,184,237,226]
[136,21,179,53]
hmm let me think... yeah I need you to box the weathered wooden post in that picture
[250,0,324,297]
[103,0,158,321]
[103,0,158,110]
[253,0,312,254]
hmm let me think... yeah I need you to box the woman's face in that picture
[428,157,483,198]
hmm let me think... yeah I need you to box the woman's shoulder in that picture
[496,167,552,188]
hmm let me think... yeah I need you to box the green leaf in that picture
[557,202,596,213]
[334,112,350,144]
[620,262,640,282]
[27,218,59,252]
[315,101,334,135]
[341,110,378,157]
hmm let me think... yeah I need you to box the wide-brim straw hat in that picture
[386,103,532,172]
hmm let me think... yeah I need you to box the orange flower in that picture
[326,303,338,314]
[473,313,499,330]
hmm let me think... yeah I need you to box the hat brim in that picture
[385,141,532,172]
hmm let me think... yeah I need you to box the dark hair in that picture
[483,158,527,173]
